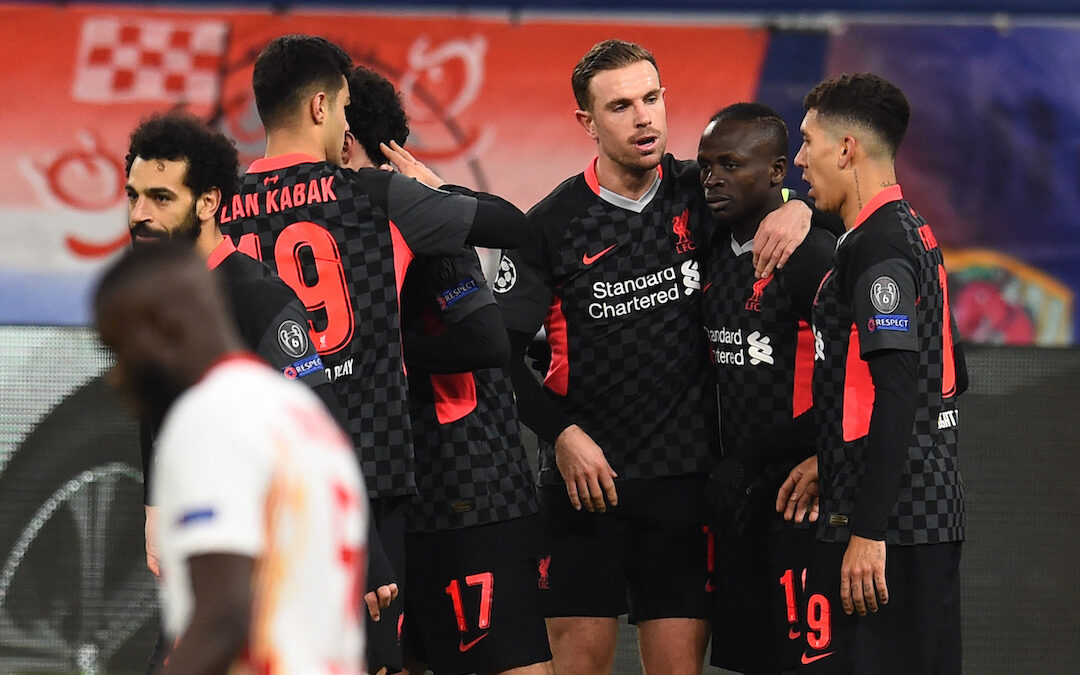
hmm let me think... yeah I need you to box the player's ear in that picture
[198,187,221,223]
[838,135,856,169]
[310,91,327,126]
[770,156,788,186]
[575,109,598,140]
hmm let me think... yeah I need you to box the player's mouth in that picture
[129,224,166,244]
[706,193,732,213]
[630,133,659,154]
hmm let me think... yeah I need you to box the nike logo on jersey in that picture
[788,627,802,640]
[582,244,617,265]
[801,651,835,665]
[459,632,490,652]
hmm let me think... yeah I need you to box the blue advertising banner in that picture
[825,25,1080,344]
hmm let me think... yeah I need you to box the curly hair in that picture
[344,66,409,165]
[125,112,239,205]
[804,73,910,158]
[253,35,352,131]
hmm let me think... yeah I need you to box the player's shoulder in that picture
[663,154,702,189]
[218,252,299,312]
[800,224,838,255]
[527,172,594,229]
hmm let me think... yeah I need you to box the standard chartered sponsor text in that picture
[589,266,682,319]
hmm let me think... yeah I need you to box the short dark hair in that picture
[709,102,789,160]
[345,66,409,164]
[803,73,910,158]
[252,35,352,130]
[125,112,240,205]
[571,39,658,111]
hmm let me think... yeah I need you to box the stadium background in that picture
[1,1,1077,672]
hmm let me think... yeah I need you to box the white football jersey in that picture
[152,355,366,674]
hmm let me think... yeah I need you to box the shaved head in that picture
[95,243,241,424]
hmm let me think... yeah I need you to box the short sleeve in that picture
[153,405,269,560]
[851,258,919,356]
[255,299,328,389]
[423,247,496,326]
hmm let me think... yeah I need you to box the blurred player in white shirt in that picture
[95,243,367,674]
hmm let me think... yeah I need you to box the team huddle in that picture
[94,34,966,675]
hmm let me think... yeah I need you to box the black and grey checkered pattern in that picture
[812,197,964,546]
[701,234,824,456]
[407,365,540,532]
[223,161,458,499]
[519,155,720,485]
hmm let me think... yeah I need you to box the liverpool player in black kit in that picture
[341,65,552,675]
[697,104,837,673]
[495,39,813,674]
[124,112,397,673]
[220,36,529,674]
[778,73,967,673]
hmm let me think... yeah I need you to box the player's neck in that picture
[596,154,659,201]
[264,128,327,163]
[841,163,898,230]
[194,224,224,261]
[734,190,788,245]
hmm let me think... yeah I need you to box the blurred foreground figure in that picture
[95,244,367,674]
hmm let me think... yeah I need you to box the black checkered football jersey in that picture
[401,247,540,532]
[811,186,964,545]
[702,224,835,457]
[141,238,335,504]
[220,154,474,498]
[496,154,720,485]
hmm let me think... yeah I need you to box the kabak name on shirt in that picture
[219,176,339,223]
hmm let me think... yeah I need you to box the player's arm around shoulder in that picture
[380,140,529,252]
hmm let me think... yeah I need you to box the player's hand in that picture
[144,505,161,578]
[753,199,811,278]
[379,141,444,189]
[364,583,399,622]
[554,424,618,512]
[776,455,820,523]
[840,535,888,616]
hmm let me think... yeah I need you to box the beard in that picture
[130,205,202,251]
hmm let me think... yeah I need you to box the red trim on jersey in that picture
[543,296,570,396]
[247,153,320,174]
[792,319,815,418]
[583,156,663,197]
[199,351,264,383]
[206,236,237,270]
[389,220,414,296]
[430,372,479,424]
[842,326,874,442]
[852,184,904,230]
[585,157,601,196]
[940,264,957,398]
[389,219,414,374]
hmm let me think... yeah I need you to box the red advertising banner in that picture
[0,4,768,323]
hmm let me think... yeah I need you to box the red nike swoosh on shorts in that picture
[582,244,617,265]
[801,651,835,665]
[459,632,490,652]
